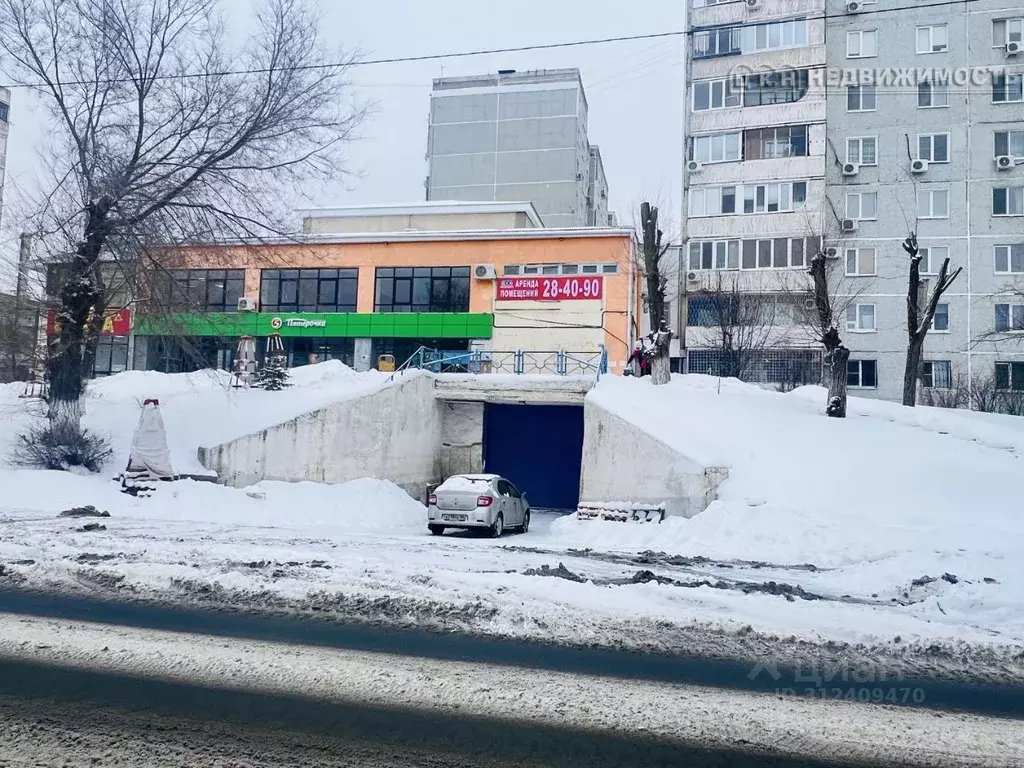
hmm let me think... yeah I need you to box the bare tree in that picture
[0,0,363,435]
[900,232,962,406]
[638,201,674,385]
[687,272,789,382]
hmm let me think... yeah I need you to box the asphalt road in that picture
[0,588,1020,718]
[0,658,869,768]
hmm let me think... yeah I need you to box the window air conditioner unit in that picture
[237,297,258,312]
[1007,41,1023,56]
[996,155,1014,170]
[825,247,838,258]
[842,162,859,176]
[841,219,858,232]
[745,0,762,10]
[804,298,817,310]
[845,0,861,13]
[910,158,929,174]
[687,160,703,173]
[686,271,700,282]
[474,264,497,280]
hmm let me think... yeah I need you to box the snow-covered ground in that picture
[0,368,1022,682]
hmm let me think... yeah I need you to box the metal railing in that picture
[392,346,608,380]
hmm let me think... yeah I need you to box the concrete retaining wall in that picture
[198,374,441,498]
[580,399,727,518]
[440,401,484,478]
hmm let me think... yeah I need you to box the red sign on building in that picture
[46,308,132,337]
[496,276,604,302]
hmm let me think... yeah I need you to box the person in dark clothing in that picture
[626,342,651,377]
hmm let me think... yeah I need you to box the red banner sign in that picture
[47,308,132,337]
[497,276,604,302]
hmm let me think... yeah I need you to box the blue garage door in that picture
[483,404,584,510]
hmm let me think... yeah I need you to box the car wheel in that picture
[519,510,531,534]
[428,525,445,536]
[490,513,504,538]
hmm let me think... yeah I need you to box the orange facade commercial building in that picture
[134,203,640,375]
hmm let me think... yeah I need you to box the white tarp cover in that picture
[126,402,175,478]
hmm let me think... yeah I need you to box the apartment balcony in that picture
[690,0,826,28]
[690,155,826,185]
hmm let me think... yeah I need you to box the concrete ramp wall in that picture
[198,374,441,497]
[580,399,727,518]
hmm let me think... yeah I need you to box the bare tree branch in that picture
[0,0,364,431]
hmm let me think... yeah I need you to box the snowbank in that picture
[0,362,395,477]
[577,375,1024,562]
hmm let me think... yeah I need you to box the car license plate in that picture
[442,514,468,522]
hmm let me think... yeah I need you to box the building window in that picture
[931,303,950,331]
[155,269,245,313]
[691,132,742,163]
[845,247,877,276]
[688,237,818,271]
[919,245,949,275]
[918,133,949,163]
[846,192,878,220]
[693,78,741,111]
[846,303,876,332]
[993,18,1024,47]
[993,73,1024,103]
[994,244,1024,274]
[691,183,808,216]
[744,125,808,160]
[995,303,1024,332]
[260,268,358,314]
[693,26,742,58]
[921,361,952,389]
[744,70,809,107]
[993,186,1024,215]
[995,130,1024,160]
[503,263,617,276]
[374,267,470,313]
[996,361,1024,391]
[848,359,878,388]
[918,189,950,219]
[847,30,877,58]
[916,24,948,53]
[847,84,876,112]
[846,136,877,165]
[918,79,949,108]
[0,102,8,123]
[738,18,808,53]
[92,336,130,377]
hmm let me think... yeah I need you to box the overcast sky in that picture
[0,0,683,285]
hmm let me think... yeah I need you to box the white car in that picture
[427,474,531,537]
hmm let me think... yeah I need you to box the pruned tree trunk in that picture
[809,251,848,418]
[823,328,850,418]
[639,202,674,386]
[901,232,962,407]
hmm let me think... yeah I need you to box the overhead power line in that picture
[0,0,992,90]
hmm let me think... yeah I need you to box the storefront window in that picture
[260,269,358,313]
[92,336,129,377]
[153,270,245,312]
[374,267,470,313]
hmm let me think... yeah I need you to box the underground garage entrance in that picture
[482,403,584,511]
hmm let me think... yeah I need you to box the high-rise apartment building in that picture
[425,69,612,228]
[679,0,1024,404]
